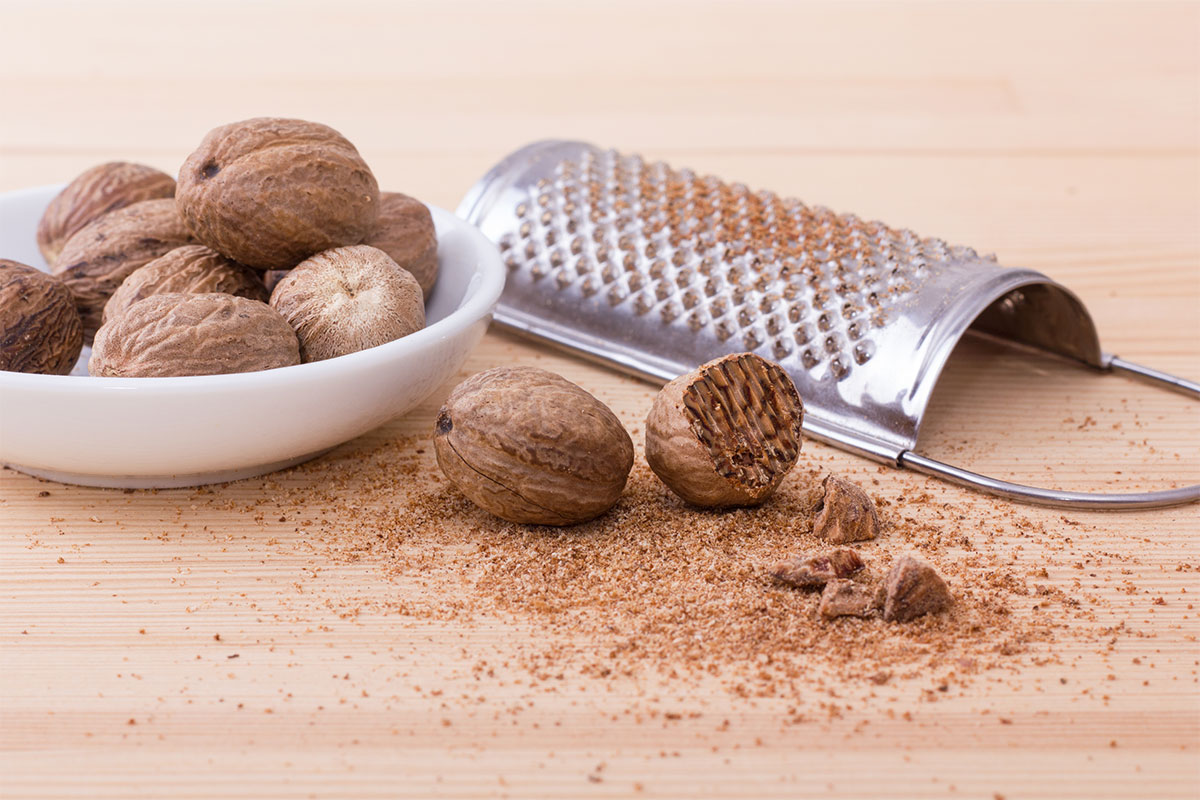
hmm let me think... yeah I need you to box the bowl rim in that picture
[0,189,506,394]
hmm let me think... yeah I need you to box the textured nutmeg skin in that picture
[0,259,83,375]
[433,366,635,525]
[176,117,380,270]
[103,244,267,325]
[645,353,804,508]
[53,198,195,341]
[362,192,438,299]
[37,162,176,266]
[269,245,424,362]
[89,293,300,377]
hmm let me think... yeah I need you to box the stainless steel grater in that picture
[458,141,1199,509]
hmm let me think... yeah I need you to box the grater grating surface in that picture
[459,141,1199,509]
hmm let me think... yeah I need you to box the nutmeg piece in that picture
[103,245,267,325]
[362,192,438,299]
[176,117,380,270]
[819,579,885,620]
[269,245,424,362]
[812,474,881,544]
[54,198,195,341]
[645,352,804,508]
[769,548,864,590]
[37,162,176,266]
[89,293,300,377]
[433,366,635,526]
[0,259,83,375]
[882,554,953,623]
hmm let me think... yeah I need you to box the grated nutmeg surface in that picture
[682,353,802,489]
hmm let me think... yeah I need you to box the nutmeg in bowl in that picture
[0,183,505,488]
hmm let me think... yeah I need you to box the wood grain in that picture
[1,1,1197,798]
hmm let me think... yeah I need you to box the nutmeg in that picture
[53,198,195,341]
[433,366,635,525]
[103,244,267,325]
[176,117,380,270]
[37,162,175,266]
[269,245,424,362]
[89,293,300,377]
[645,353,804,508]
[362,192,438,299]
[882,554,953,622]
[769,548,865,590]
[0,259,83,375]
[811,474,881,544]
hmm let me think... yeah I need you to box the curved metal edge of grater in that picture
[456,140,1106,466]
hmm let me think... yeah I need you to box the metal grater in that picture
[458,141,1199,509]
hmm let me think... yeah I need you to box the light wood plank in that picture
[1,1,1197,798]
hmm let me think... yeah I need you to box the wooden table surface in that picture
[2,2,1198,798]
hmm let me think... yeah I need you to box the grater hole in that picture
[853,339,875,364]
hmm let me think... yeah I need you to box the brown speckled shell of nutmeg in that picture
[645,352,804,508]
[53,198,195,342]
[103,244,267,326]
[269,245,424,362]
[362,192,438,299]
[90,293,300,377]
[176,117,380,270]
[36,162,176,266]
[433,366,635,526]
[0,259,83,375]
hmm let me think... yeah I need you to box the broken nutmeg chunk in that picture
[769,548,864,590]
[812,474,881,544]
[883,554,954,622]
[819,579,885,619]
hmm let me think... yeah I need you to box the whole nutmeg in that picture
[89,293,300,377]
[645,352,804,508]
[37,162,175,266]
[433,366,635,525]
[53,198,195,341]
[176,117,380,270]
[0,259,83,374]
[362,192,438,299]
[269,245,424,362]
[103,244,267,325]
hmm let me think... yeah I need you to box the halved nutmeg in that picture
[645,352,804,508]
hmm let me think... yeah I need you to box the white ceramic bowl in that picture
[0,185,505,488]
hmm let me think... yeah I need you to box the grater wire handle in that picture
[900,357,1200,509]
